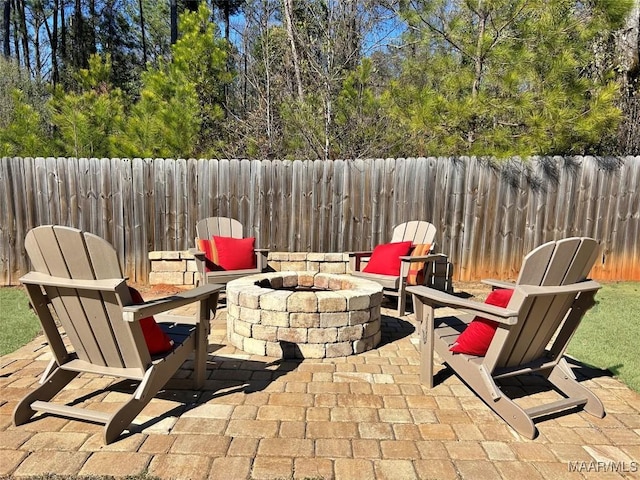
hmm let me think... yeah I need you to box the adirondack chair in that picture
[349,221,451,316]
[407,237,604,439]
[190,216,269,287]
[14,225,223,444]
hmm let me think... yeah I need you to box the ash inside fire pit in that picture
[226,271,384,358]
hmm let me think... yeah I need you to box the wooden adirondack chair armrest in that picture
[399,253,442,262]
[20,272,126,291]
[517,281,601,297]
[481,278,515,290]
[407,285,520,325]
[348,251,373,272]
[122,284,223,322]
[189,248,206,258]
[348,251,373,258]
[399,254,443,278]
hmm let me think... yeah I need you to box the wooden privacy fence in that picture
[1,156,639,286]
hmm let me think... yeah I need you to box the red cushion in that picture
[128,287,174,355]
[198,238,222,272]
[407,243,432,286]
[362,241,413,276]
[213,236,257,270]
[450,288,515,356]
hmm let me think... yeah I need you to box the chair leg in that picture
[468,372,537,438]
[13,366,79,425]
[490,395,537,439]
[548,360,605,418]
[397,283,407,316]
[193,298,214,388]
[105,359,186,443]
[447,360,537,439]
[414,297,435,388]
[104,395,156,444]
[397,295,406,317]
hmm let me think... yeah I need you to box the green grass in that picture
[0,287,41,356]
[567,281,640,393]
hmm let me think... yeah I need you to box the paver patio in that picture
[1,286,639,480]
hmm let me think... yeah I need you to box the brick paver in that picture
[250,456,293,480]
[0,450,27,477]
[454,459,502,480]
[148,453,212,480]
[20,432,89,451]
[209,456,252,480]
[1,296,640,480]
[78,451,152,477]
[294,457,334,480]
[334,458,375,480]
[12,451,90,477]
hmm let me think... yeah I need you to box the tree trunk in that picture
[52,0,59,84]
[324,81,331,160]
[10,0,20,66]
[222,1,230,115]
[618,0,640,90]
[41,4,56,78]
[74,0,83,67]
[170,0,177,44]
[88,0,96,54]
[18,0,30,73]
[283,0,303,100]
[224,1,230,43]
[32,5,42,78]
[469,2,487,146]
[60,0,66,61]
[3,0,9,57]
[138,0,147,64]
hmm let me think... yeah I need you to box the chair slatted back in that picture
[196,217,244,240]
[516,238,598,286]
[493,237,599,368]
[24,226,148,371]
[390,221,437,246]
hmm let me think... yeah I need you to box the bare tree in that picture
[73,0,83,67]
[288,0,385,159]
[282,0,303,100]
[138,0,147,63]
[3,0,9,57]
[10,0,20,65]
[17,0,30,73]
[51,0,59,83]
[28,1,44,78]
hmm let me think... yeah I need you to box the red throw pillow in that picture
[407,243,432,285]
[128,287,174,355]
[450,288,515,356]
[213,236,257,270]
[362,241,413,276]
[197,238,222,272]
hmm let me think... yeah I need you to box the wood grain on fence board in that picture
[1,156,639,285]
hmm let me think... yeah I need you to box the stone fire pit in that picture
[226,271,383,358]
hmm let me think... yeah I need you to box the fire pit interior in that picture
[226,271,383,358]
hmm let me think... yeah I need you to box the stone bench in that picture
[148,251,350,286]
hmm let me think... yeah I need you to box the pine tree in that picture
[385,0,633,157]
[49,54,124,157]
